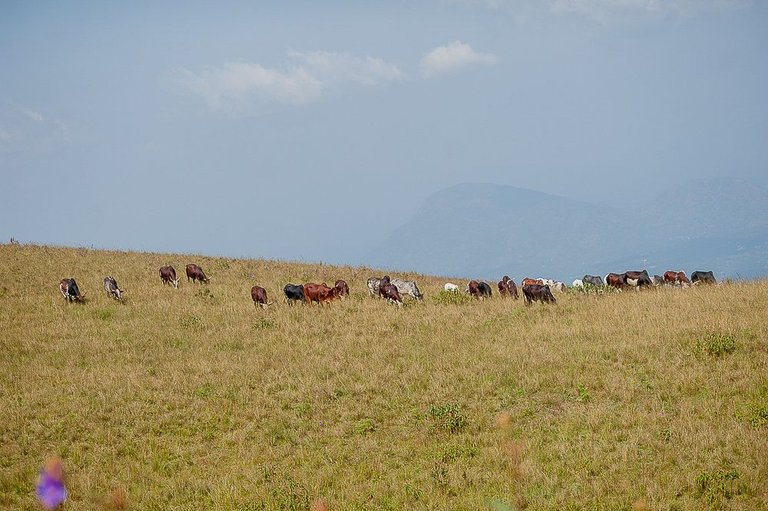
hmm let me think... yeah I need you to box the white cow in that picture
[444,282,459,293]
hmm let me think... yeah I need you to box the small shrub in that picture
[252,318,275,330]
[195,288,215,301]
[194,383,214,398]
[96,308,113,321]
[696,333,737,357]
[575,384,590,403]
[432,290,473,306]
[429,403,467,433]
[180,315,202,329]
[695,469,743,503]
[737,402,768,428]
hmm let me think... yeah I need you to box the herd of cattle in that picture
[57,263,719,308]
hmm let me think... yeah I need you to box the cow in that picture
[572,279,584,288]
[379,282,403,306]
[59,278,84,302]
[691,270,717,285]
[664,270,691,287]
[498,276,519,299]
[103,276,123,301]
[582,275,604,287]
[522,278,543,287]
[159,265,179,288]
[625,270,653,289]
[283,284,305,304]
[523,284,556,305]
[368,277,381,298]
[653,275,666,286]
[444,282,459,293]
[540,279,565,292]
[303,283,340,305]
[468,280,492,299]
[186,264,209,284]
[392,278,423,300]
[334,280,350,299]
[478,281,492,298]
[251,285,270,309]
[605,272,627,290]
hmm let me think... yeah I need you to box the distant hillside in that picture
[366,179,768,280]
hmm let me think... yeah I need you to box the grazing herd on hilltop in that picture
[56,260,720,310]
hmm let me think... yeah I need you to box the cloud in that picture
[420,41,498,78]
[23,108,44,124]
[174,51,404,112]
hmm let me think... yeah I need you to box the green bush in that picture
[695,469,742,503]
[432,290,472,305]
[696,333,737,357]
[429,403,467,433]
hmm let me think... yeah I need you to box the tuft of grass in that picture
[696,332,737,357]
[352,418,376,435]
[432,289,473,305]
[429,403,467,433]
[694,469,743,503]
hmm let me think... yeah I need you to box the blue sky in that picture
[2,1,766,264]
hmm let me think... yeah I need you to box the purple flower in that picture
[36,466,67,510]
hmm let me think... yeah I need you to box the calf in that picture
[498,276,519,299]
[103,276,123,301]
[523,284,556,305]
[664,270,691,287]
[186,264,209,284]
[444,282,459,293]
[334,280,350,299]
[59,278,84,302]
[379,282,403,306]
[572,279,584,288]
[304,283,340,305]
[605,272,627,290]
[284,284,305,304]
[159,265,179,288]
[251,285,269,309]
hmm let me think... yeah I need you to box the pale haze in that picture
[2,1,767,268]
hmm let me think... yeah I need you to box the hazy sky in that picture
[2,1,766,265]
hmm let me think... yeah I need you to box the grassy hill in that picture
[1,243,767,510]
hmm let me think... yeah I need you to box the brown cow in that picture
[59,278,84,302]
[303,283,340,305]
[664,270,690,286]
[605,273,627,290]
[498,276,519,299]
[159,265,179,288]
[468,280,481,299]
[334,279,350,299]
[379,282,403,305]
[186,264,209,284]
[522,284,556,305]
[624,270,653,289]
[251,285,269,309]
[522,278,543,287]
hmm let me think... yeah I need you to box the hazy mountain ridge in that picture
[367,179,768,280]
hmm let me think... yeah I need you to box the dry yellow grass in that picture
[1,243,767,510]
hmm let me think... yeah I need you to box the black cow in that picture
[477,281,492,298]
[522,284,556,305]
[380,282,403,306]
[59,278,84,302]
[582,275,604,287]
[691,270,717,285]
[284,284,305,304]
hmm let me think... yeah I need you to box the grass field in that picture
[1,243,767,510]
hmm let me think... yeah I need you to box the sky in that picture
[2,0,767,265]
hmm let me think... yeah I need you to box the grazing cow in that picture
[283,284,305,304]
[582,275,604,287]
[379,282,403,305]
[691,270,717,285]
[572,279,584,288]
[251,285,269,309]
[103,276,123,301]
[605,272,627,290]
[522,278,543,287]
[478,281,492,298]
[159,265,179,288]
[498,276,519,299]
[467,280,481,299]
[625,270,653,289]
[59,278,84,302]
[523,284,556,305]
[444,282,459,293]
[367,277,386,297]
[334,280,350,299]
[653,275,666,287]
[540,279,565,292]
[303,283,340,305]
[392,278,423,300]
[664,270,691,286]
[186,264,209,284]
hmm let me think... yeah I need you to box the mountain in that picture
[366,179,768,280]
